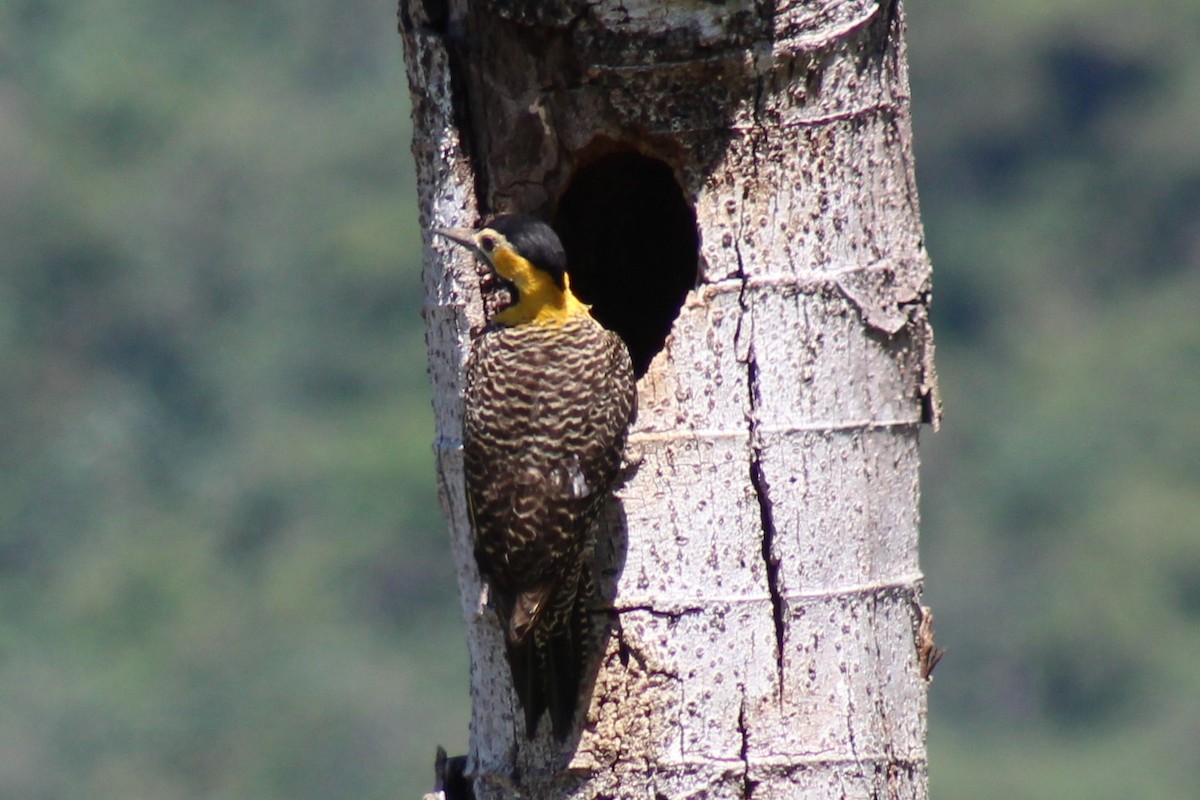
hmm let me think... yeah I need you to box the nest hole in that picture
[554,151,698,378]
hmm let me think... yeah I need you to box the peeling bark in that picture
[401,1,936,797]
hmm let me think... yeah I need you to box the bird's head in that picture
[434,214,588,327]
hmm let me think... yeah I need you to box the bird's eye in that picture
[479,235,496,253]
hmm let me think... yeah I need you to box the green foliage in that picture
[2,0,1197,797]
[908,1,1200,796]
[0,1,465,796]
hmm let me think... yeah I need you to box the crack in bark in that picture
[730,165,787,701]
[609,603,706,620]
[739,273,785,694]
[411,1,486,214]
[737,699,757,799]
[747,411,787,694]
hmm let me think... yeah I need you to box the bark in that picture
[400,1,939,798]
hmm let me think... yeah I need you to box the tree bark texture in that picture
[400,1,938,798]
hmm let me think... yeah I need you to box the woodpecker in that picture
[434,214,637,741]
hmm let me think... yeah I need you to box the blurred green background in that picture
[0,1,1196,797]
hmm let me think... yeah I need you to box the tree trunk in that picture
[400,1,939,798]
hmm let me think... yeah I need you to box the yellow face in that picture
[438,226,590,328]
[478,230,538,292]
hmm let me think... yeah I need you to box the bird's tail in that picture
[506,572,593,741]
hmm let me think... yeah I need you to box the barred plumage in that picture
[437,215,636,741]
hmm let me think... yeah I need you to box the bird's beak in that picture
[432,227,478,251]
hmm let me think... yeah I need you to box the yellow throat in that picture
[491,246,591,327]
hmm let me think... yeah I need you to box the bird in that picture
[434,214,637,741]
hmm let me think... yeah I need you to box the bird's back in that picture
[463,312,635,738]
[465,314,633,603]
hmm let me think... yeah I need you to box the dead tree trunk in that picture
[400,1,939,797]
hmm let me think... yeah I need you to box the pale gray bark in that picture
[401,1,938,797]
